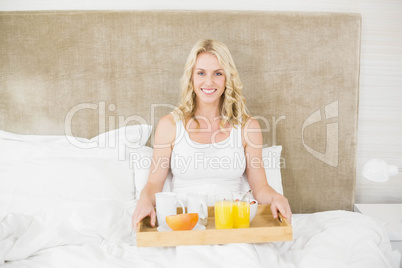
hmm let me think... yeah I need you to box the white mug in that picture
[187,192,208,226]
[155,192,186,226]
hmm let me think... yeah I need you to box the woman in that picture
[132,39,292,228]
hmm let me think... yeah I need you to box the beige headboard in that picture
[0,11,361,213]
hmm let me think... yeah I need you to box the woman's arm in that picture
[243,118,292,223]
[132,113,176,228]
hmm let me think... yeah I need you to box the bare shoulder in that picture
[157,113,176,130]
[244,117,261,130]
[242,116,262,149]
[154,113,176,148]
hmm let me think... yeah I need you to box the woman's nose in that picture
[204,74,214,86]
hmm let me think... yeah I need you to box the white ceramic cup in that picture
[249,199,258,222]
[155,192,186,226]
[187,192,208,226]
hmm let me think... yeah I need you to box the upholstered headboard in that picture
[0,11,361,213]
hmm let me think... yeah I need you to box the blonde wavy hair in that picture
[173,39,250,129]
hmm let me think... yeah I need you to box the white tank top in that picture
[170,119,246,205]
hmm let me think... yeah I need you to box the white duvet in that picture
[0,132,400,267]
[1,209,400,268]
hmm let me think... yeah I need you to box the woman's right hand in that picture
[131,113,176,231]
[132,196,157,230]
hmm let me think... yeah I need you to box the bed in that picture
[0,10,400,267]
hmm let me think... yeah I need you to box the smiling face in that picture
[192,52,226,107]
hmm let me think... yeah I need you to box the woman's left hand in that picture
[270,193,292,224]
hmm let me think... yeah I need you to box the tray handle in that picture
[136,219,144,233]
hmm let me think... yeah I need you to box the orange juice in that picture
[233,201,250,228]
[214,200,233,229]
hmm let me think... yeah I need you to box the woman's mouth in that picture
[201,88,217,95]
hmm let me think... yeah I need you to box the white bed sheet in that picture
[1,209,400,268]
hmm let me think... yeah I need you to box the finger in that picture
[276,205,292,224]
[135,212,146,226]
[150,209,156,227]
[278,206,288,220]
[287,211,293,224]
[270,203,278,219]
[272,203,287,220]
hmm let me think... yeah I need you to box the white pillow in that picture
[241,146,283,195]
[0,157,133,217]
[132,146,283,199]
[0,125,152,198]
[130,146,171,200]
[0,125,152,162]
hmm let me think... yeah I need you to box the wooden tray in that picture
[136,204,292,247]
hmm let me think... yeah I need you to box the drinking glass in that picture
[214,193,233,229]
[233,192,250,228]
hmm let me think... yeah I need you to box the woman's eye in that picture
[215,72,223,76]
[197,72,205,76]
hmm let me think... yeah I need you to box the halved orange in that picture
[166,213,198,231]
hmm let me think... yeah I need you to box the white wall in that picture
[1,0,401,204]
